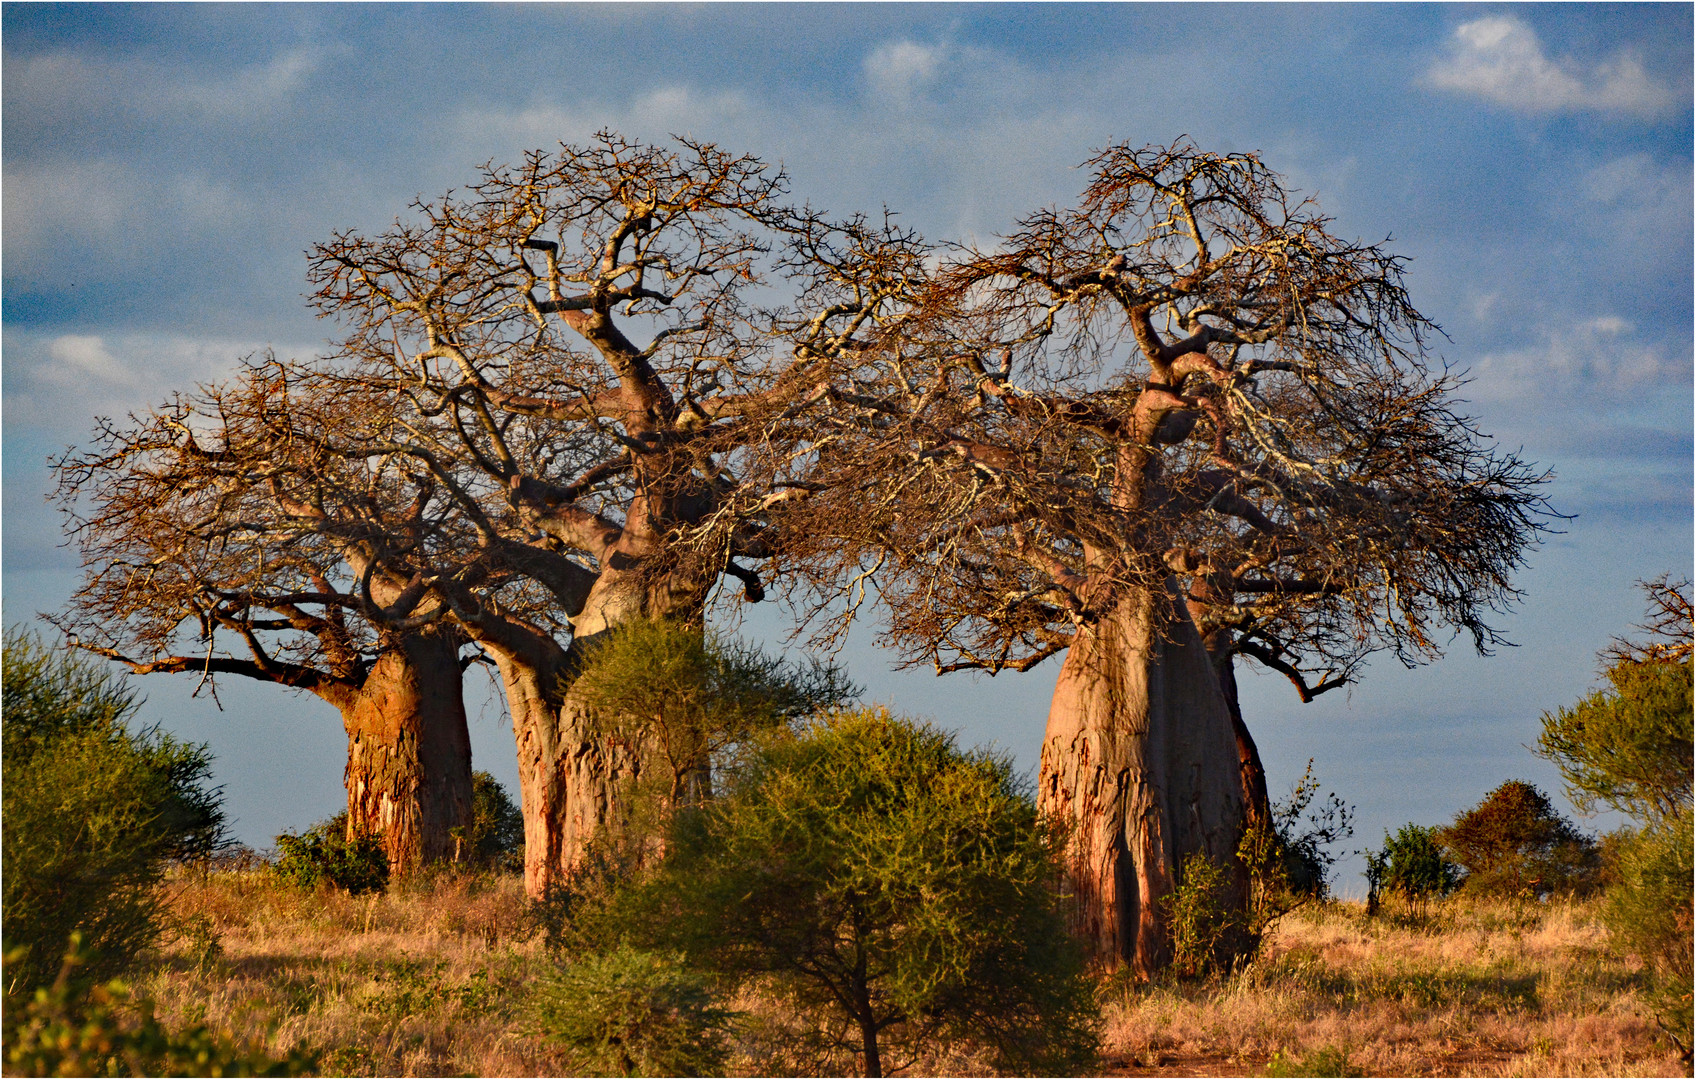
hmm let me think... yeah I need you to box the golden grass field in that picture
[138,868,1685,1078]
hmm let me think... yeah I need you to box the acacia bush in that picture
[614,708,1099,1077]
[572,620,857,819]
[1438,781,1600,898]
[1605,813,1693,1052]
[530,943,733,1077]
[463,771,524,872]
[2,630,225,999]
[5,937,313,1077]
[1538,577,1692,1055]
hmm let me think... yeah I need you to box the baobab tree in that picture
[760,141,1550,972]
[51,365,475,875]
[295,133,911,897]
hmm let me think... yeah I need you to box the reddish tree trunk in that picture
[1037,580,1249,974]
[491,639,645,899]
[1202,628,1272,829]
[338,632,473,876]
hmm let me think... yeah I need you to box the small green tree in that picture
[1538,659,1693,823]
[1365,824,1460,918]
[1437,781,1600,898]
[1537,577,1692,1056]
[616,708,1099,1077]
[530,944,733,1077]
[2,630,225,999]
[463,771,524,871]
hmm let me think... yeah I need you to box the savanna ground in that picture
[133,865,1684,1078]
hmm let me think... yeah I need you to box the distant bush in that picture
[462,771,523,872]
[1438,781,1600,898]
[273,812,389,894]
[531,944,733,1077]
[1365,824,1459,917]
[2,630,226,999]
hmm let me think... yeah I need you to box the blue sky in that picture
[4,3,1690,888]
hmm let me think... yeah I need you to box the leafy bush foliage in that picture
[1437,781,1599,898]
[1364,824,1459,917]
[1537,576,1693,1054]
[573,619,857,808]
[617,708,1099,1077]
[1603,813,1693,1054]
[1239,764,1355,963]
[462,771,523,871]
[4,937,315,1077]
[273,812,389,895]
[531,944,732,1077]
[1539,657,1693,822]
[1272,764,1355,901]
[1165,853,1240,979]
[2,631,226,997]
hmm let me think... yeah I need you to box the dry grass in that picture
[135,872,1685,1077]
[1099,898,1685,1077]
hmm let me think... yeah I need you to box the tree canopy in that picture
[617,709,1099,1078]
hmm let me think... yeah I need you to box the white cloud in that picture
[2,331,319,434]
[1463,317,1688,409]
[42,335,137,388]
[1426,16,1678,117]
[449,87,754,162]
[4,48,319,126]
[2,158,254,288]
[1582,315,1632,336]
[864,40,945,101]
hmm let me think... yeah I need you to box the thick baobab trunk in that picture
[493,638,645,899]
[1038,580,1249,974]
[338,632,473,876]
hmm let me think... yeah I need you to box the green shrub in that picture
[1535,578,1692,1054]
[273,812,389,894]
[1603,812,1693,1055]
[4,937,314,1077]
[1364,824,1459,917]
[1438,781,1600,898]
[2,631,225,998]
[531,944,732,1077]
[463,771,523,871]
[1241,763,1356,946]
[1539,657,1693,822]
[617,708,1099,1078]
[573,620,857,814]
[1166,852,1239,979]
